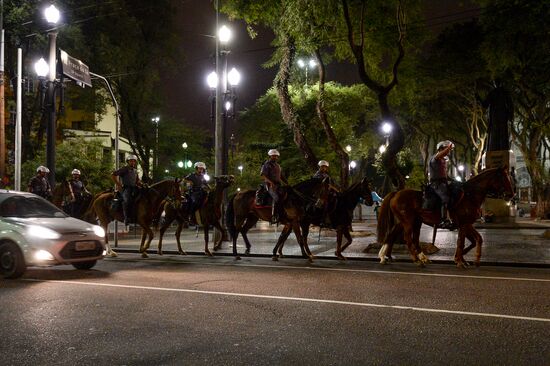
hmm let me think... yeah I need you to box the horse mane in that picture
[463,168,500,191]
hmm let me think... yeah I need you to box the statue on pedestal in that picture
[478,80,514,152]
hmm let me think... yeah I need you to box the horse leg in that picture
[340,227,353,253]
[213,220,225,251]
[240,216,258,256]
[402,225,421,266]
[204,222,212,257]
[378,224,400,264]
[454,227,467,268]
[175,220,186,255]
[139,229,148,258]
[463,225,483,266]
[335,229,345,260]
[302,224,313,257]
[102,221,118,258]
[272,225,292,261]
[413,219,430,265]
[293,222,313,262]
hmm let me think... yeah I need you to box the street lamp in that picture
[379,145,387,154]
[238,165,243,175]
[297,57,316,85]
[152,116,160,179]
[37,4,60,187]
[182,142,188,171]
[177,161,184,168]
[381,121,392,146]
[345,145,352,153]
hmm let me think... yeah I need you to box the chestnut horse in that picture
[226,178,330,261]
[153,196,188,255]
[377,167,514,267]
[292,177,374,260]
[86,178,181,258]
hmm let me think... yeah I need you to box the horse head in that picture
[214,175,235,189]
[359,177,374,206]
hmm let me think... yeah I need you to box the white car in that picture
[0,190,106,279]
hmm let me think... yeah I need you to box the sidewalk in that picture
[109,214,550,267]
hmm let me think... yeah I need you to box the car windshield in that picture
[0,195,67,218]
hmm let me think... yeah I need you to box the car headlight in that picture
[34,249,55,261]
[93,225,105,238]
[26,225,61,239]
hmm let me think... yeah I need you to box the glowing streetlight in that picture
[227,67,241,87]
[381,122,393,135]
[204,173,211,182]
[455,176,462,182]
[218,25,232,44]
[225,101,232,111]
[345,145,352,152]
[182,142,188,149]
[186,160,193,168]
[379,145,387,154]
[207,71,218,89]
[297,57,316,85]
[458,164,465,172]
[34,58,49,77]
[44,4,60,24]
[349,161,357,169]
[177,161,184,168]
[238,165,243,175]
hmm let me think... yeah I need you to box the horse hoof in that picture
[336,252,346,260]
[141,252,149,259]
[456,262,466,269]
[245,249,250,255]
[158,251,163,256]
[379,259,387,265]
[178,251,187,255]
[272,256,279,261]
[235,256,241,261]
[415,261,425,268]
[205,250,213,257]
[474,261,481,267]
[107,250,118,258]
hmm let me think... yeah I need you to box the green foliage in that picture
[22,138,113,193]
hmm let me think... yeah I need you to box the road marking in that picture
[110,257,550,283]
[24,278,550,323]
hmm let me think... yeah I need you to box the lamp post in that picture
[182,142,188,171]
[152,116,160,179]
[381,121,393,145]
[297,58,316,85]
[238,165,243,176]
[458,164,465,181]
[41,4,60,187]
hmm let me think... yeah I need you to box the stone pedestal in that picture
[481,150,516,222]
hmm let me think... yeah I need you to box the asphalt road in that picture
[1,255,549,366]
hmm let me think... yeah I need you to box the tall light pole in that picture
[152,116,160,179]
[44,4,60,187]
[297,58,316,85]
[182,142,188,171]
[0,0,5,182]
[381,121,393,146]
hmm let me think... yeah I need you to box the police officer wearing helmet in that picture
[67,169,90,217]
[111,154,142,225]
[429,140,455,229]
[313,160,339,226]
[28,166,52,200]
[260,149,287,223]
[184,162,210,219]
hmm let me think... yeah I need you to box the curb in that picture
[109,248,550,269]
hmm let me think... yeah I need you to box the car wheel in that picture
[0,242,27,279]
[72,260,97,270]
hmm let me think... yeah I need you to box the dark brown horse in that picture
[52,180,94,219]
[194,175,234,256]
[153,196,188,255]
[294,177,374,260]
[226,178,330,261]
[86,178,182,258]
[377,167,514,267]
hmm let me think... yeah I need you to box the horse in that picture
[377,167,514,267]
[153,195,188,255]
[51,180,70,209]
[86,178,182,258]
[290,177,374,260]
[226,177,330,261]
[193,175,234,256]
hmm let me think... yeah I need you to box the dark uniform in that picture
[261,159,283,204]
[28,175,52,200]
[112,166,139,223]
[184,172,208,212]
[68,178,89,217]
[428,154,449,205]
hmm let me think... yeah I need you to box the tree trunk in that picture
[314,49,349,188]
[274,35,318,170]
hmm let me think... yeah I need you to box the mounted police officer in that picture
[184,162,210,223]
[111,154,141,225]
[67,169,90,217]
[429,140,455,229]
[261,149,287,224]
[28,166,52,200]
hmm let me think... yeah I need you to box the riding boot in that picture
[271,203,279,224]
[122,202,130,226]
[439,204,452,229]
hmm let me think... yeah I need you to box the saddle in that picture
[421,181,464,217]
[255,184,272,207]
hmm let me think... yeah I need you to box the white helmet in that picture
[436,140,453,150]
[318,160,329,167]
[268,149,280,156]
[71,169,81,175]
[37,165,50,173]
[194,162,206,169]
[126,154,138,162]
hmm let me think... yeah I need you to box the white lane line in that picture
[24,279,550,323]
[110,257,550,283]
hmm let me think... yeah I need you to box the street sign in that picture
[59,49,92,87]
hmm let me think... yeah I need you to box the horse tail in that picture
[377,191,398,244]
[225,193,237,241]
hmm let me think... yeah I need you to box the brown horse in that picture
[294,177,374,260]
[377,167,514,267]
[87,178,182,258]
[194,175,234,256]
[154,196,188,255]
[226,178,330,261]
